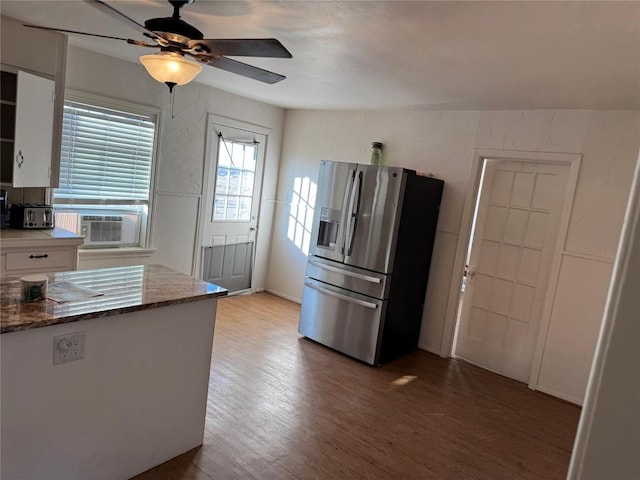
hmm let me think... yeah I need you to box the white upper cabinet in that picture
[0,15,67,188]
[13,71,55,187]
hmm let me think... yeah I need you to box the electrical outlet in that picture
[53,332,86,365]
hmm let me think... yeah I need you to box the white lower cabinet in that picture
[0,227,83,277]
[3,247,77,276]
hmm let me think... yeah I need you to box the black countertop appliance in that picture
[9,203,55,229]
[0,189,7,229]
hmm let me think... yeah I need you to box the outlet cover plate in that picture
[53,331,86,365]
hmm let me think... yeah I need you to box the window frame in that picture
[54,90,161,249]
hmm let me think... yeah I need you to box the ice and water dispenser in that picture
[316,206,341,249]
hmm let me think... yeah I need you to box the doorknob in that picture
[249,226,257,231]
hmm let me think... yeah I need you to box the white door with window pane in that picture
[455,159,569,383]
[201,122,266,292]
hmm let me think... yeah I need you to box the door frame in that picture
[194,113,272,288]
[441,148,582,390]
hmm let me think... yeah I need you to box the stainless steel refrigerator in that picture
[298,160,444,365]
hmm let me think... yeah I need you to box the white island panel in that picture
[1,297,217,480]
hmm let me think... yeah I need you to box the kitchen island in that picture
[1,264,227,480]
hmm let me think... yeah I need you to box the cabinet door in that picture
[13,70,54,187]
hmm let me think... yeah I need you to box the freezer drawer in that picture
[305,256,389,299]
[298,278,385,365]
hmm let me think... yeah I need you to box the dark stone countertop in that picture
[1,264,227,334]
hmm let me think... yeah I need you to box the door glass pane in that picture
[241,171,254,196]
[228,169,241,195]
[232,143,244,168]
[243,146,257,172]
[216,168,229,194]
[239,197,251,221]
[213,196,227,220]
[219,141,232,167]
[226,196,239,220]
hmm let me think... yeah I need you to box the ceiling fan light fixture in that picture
[27,0,290,87]
[139,51,202,90]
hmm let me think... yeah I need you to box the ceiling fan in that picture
[25,0,292,91]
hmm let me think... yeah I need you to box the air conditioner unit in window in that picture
[80,214,140,247]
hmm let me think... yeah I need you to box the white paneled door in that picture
[455,159,569,382]
[201,122,267,293]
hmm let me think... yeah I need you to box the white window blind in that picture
[54,100,156,204]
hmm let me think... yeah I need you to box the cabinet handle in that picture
[16,150,24,169]
[305,280,378,309]
[308,259,382,284]
[29,254,49,259]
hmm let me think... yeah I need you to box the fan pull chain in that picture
[170,88,176,119]
[165,82,178,119]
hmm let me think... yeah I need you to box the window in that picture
[213,138,257,221]
[53,95,158,248]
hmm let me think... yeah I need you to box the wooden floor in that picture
[134,292,581,480]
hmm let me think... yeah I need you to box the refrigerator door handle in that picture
[305,281,378,309]
[308,259,382,284]
[345,171,362,257]
[341,170,356,255]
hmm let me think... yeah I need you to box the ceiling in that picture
[1,1,639,110]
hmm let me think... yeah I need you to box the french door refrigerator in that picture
[298,160,444,365]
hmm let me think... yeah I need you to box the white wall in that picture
[268,108,640,403]
[64,46,285,288]
[568,150,640,480]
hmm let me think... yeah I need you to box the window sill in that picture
[78,247,156,261]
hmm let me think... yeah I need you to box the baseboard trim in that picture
[265,289,302,304]
[535,385,583,406]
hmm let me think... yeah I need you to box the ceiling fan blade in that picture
[85,0,165,44]
[23,24,158,47]
[192,55,286,84]
[187,38,292,58]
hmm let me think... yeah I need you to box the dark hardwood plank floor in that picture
[134,292,581,480]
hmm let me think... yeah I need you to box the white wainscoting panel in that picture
[536,253,613,404]
[151,193,200,275]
